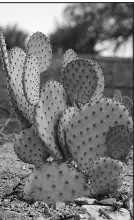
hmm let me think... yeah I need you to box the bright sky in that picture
[0,3,66,35]
[0,2,132,57]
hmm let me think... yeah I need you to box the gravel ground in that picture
[0,142,133,220]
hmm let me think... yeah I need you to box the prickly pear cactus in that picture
[66,98,133,175]
[89,157,124,196]
[22,54,40,106]
[23,161,89,204]
[1,30,133,204]
[61,58,104,105]
[122,96,133,113]
[105,124,133,162]
[26,32,52,73]
[14,126,49,166]
[34,80,68,159]
[58,107,78,159]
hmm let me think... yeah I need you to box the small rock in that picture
[82,205,131,220]
[54,202,66,210]
[74,212,92,220]
[74,198,96,206]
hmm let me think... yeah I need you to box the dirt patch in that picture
[0,142,133,220]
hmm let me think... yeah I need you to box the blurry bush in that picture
[50,3,133,54]
[0,24,28,50]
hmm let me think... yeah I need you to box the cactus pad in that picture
[0,31,10,76]
[14,126,49,165]
[122,96,133,113]
[89,157,124,196]
[23,161,89,204]
[8,47,34,124]
[113,89,122,102]
[26,32,52,73]
[34,80,68,159]
[61,49,77,72]
[23,54,40,105]
[58,107,77,159]
[105,125,133,161]
[61,58,104,105]
[66,98,133,175]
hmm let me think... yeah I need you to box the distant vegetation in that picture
[50,3,133,54]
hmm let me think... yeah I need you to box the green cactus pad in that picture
[23,161,89,204]
[14,126,49,165]
[0,31,10,77]
[89,157,124,196]
[61,49,77,73]
[105,124,133,161]
[61,58,104,105]
[58,107,78,159]
[23,54,40,105]
[34,80,68,159]
[66,98,133,175]
[26,32,52,73]
[113,89,122,102]
[8,47,34,124]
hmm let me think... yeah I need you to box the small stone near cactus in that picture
[61,58,104,105]
[23,161,89,204]
[34,80,68,159]
[23,53,40,106]
[8,47,34,124]
[66,98,133,175]
[61,49,77,73]
[14,126,49,166]
[58,107,78,159]
[26,32,52,73]
[89,157,124,196]
[105,124,133,162]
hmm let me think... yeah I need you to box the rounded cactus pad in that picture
[14,126,49,165]
[105,125,133,161]
[26,32,52,73]
[34,80,68,159]
[23,54,40,106]
[58,107,78,159]
[61,58,104,105]
[0,31,10,76]
[8,47,34,124]
[61,49,77,72]
[122,96,133,113]
[23,161,89,204]
[113,89,122,102]
[66,98,133,175]
[89,157,124,196]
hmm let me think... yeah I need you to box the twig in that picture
[0,117,11,133]
[99,209,115,220]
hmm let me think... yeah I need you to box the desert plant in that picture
[0,31,133,204]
